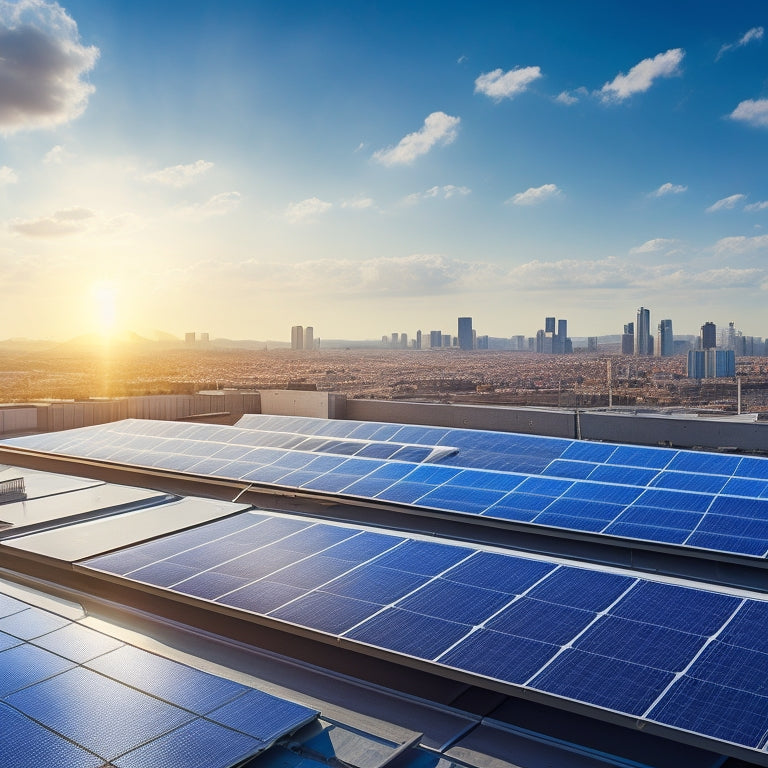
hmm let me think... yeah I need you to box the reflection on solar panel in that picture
[80,509,768,757]
[6,416,768,559]
[0,585,317,767]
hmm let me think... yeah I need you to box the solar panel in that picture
[78,508,768,758]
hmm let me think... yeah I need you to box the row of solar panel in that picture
[0,588,316,767]
[81,510,768,754]
[236,414,768,481]
[9,421,768,559]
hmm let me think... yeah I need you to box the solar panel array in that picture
[81,510,768,756]
[0,587,317,767]
[6,417,768,560]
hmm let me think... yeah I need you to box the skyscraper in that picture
[290,325,304,350]
[415,330,422,350]
[635,307,652,356]
[621,322,634,355]
[701,322,716,350]
[458,317,474,350]
[429,330,442,348]
[657,319,673,357]
[304,326,314,351]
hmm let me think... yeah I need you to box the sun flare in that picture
[90,280,119,337]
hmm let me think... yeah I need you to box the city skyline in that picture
[1,2,767,341]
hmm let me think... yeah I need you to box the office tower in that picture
[185,332,195,344]
[657,319,673,357]
[535,329,546,353]
[687,349,735,379]
[400,333,408,349]
[587,337,598,352]
[621,323,634,355]
[512,335,526,351]
[477,335,489,349]
[291,325,304,350]
[381,335,388,346]
[458,317,474,350]
[442,334,451,347]
[304,326,314,351]
[545,317,556,334]
[200,332,209,344]
[391,332,398,348]
[429,330,442,348]
[555,319,568,354]
[701,322,716,349]
[415,330,422,350]
[635,307,652,356]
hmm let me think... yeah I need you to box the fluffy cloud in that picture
[555,87,588,106]
[179,191,240,219]
[0,0,99,133]
[9,206,95,237]
[507,184,561,206]
[729,99,768,128]
[599,49,684,103]
[745,200,768,212]
[651,182,687,197]
[717,27,764,60]
[714,234,768,255]
[144,160,214,187]
[341,197,374,210]
[474,66,542,101]
[706,194,746,212]
[43,144,72,164]
[284,196,332,223]
[0,165,18,184]
[403,185,471,204]
[629,238,679,254]
[373,112,460,166]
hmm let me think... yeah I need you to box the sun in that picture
[90,280,119,337]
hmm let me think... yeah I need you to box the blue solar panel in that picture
[533,512,608,533]
[686,641,768,695]
[585,464,660,486]
[86,645,248,714]
[32,622,123,664]
[345,608,471,659]
[206,687,317,743]
[174,571,250,600]
[112,718,264,768]
[611,506,702,530]
[530,649,674,716]
[649,471,729,494]
[537,497,625,521]
[648,676,768,749]
[487,598,596,645]
[129,561,198,586]
[372,540,471,575]
[734,456,768,480]
[525,567,634,612]
[721,477,768,498]
[515,476,573,497]
[396,579,512,625]
[607,446,675,470]
[5,666,195,761]
[0,606,70,639]
[323,531,404,561]
[562,481,643,505]
[719,601,768,653]
[265,555,355,589]
[633,488,713,512]
[269,591,381,634]
[601,522,690,545]
[559,441,616,463]
[541,460,598,480]
[0,643,75,696]
[666,451,743,476]
[0,702,103,768]
[708,495,768,519]
[217,580,307,614]
[417,485,508,514]
[443,552,555,593]
[280,524,357,553]
[685,531,768,557]
[322,564,428,604]
[439,629,558,683]
[574,616,708,671]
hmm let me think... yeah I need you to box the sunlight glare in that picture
[91,280,119,337]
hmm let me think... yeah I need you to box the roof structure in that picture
[1,412,767,767]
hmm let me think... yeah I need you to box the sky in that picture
[1,0,768,342]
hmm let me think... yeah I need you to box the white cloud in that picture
[373,112,460,166]
[9,206,95,237]
[599,49,684,103]
[403,185,471,204]
[144,160,214,187]
[284,196,332,223]
[341,197,374,210]
[474,66,542,101]
[0,165,18,185]
[745,200,768,212]
[717,26,764,60]
[43,144,72,164]
[179,191,240,219]
[706,194,746,212]
[651,182,687,197]
[714,234,768,255]
[730,99,768,128]
[629,238,678,254]
[507,183,562,206]
[0,0,99,133]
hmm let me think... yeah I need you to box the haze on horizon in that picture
[1,0,767,343]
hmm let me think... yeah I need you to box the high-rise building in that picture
[390,332,398,348]
[635,308,652,356]
[458,317,474,350]
[701,322,716,350]
[304,327,314,351]
[657,319,673,357]
[291,325,304,350]
[687,349,735,379]
[429,330,442,348]
[512,335,526,351]
[535,330,546,353]
[477,335,489,350]
[400,333,408,349]
[621,323,634,355]
[587,337,598,352]
[415,330,422,350]
[442,334,451,347]
[545,317,556,334]
[185,332,195,344]
[200,332,209,344]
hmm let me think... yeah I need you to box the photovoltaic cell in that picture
[269,591,382,634]
[486,598,596,646]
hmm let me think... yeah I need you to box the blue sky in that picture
[1,1,767,342]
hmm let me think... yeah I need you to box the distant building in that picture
[458,317,474,350]
[304,327,314,351]
[390,332,398,348]
[635,307,652,356]
[657,319,674,357]
[185,332,196,344]
[429,330,442,348]
[399,333,408,349]
[477,335,489,350]
[701,322,716,350]
[291,325,304,350]
[535,329,546,353]
[621,322,634,355]
[442,334,451,347]
[587,337,598,352]
[545,317,556,334]
[512,335,526,351]
[200,332,210,344]
[687,349,735,379]
[415,330,422,350]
